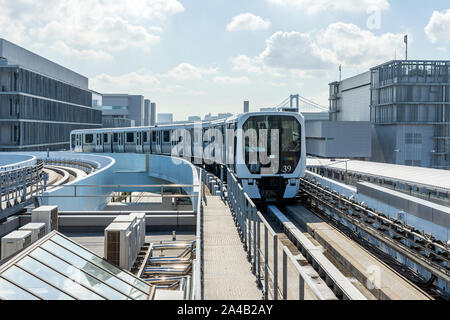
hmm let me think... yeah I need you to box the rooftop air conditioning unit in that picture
[1,230,33,260]
[19,223,47,242]
[104,222,133,271]
[113,215,139,261]
[130,212,146,248]
[31,206,58,233]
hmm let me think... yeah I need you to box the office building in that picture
[144,99,151,126]
[0,39,102,151]
[371,60,450,169]
[102,94,145,127]
[328,60,450,169]
[101,105,135,128]
[150,103,156,126]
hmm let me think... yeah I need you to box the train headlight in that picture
[248,179,255,185]
[289,179,297,186]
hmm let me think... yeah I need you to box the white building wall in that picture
[337,71,371,121]
[306,121,371,158]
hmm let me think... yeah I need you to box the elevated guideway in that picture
[284,205,430,300]
[299,171,449,298]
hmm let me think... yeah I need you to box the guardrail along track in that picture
[0,160,44,217]
[265,205,367,300]
[299,177,449,299]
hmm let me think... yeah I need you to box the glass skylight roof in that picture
[0,232,153,300]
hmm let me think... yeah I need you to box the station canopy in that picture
[0,231,153,300]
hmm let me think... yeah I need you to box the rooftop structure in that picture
[0,39,102,151]
[370,60,450,169]
[0,231,154,300]
[328,60,450,170]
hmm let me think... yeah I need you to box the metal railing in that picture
[0,156,37,173]
[39,184,197,206]
[0,160,44,218]
[193,167,205,300]
[225,169,326,300]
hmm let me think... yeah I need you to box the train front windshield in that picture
[243,115,301,174]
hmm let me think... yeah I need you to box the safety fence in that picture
[0,160,44,218]
[192,167,208,300]
[226,169,327,300]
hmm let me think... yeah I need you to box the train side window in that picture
[163,131,170,142]
[152,132,157,142]
[103,133,108,143]
[85,134,93,144]
[126,132,134,143]
[71,135,75,148]
[113,133,118,143]
[143,132,148,142]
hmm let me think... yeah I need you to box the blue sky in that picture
[0,0,449,120]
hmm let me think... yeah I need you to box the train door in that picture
[144,130,150,153]
[79,134,83,152]
[112,132,119,152]
[95,133,103,152]
[162,130,170,154]
[151,130,157,154]
[103,132,112,153]
[119,132,125,152]
[136,131,143,153]
[73,134,79,152]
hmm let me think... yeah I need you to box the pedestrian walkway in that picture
[203,196,262,300]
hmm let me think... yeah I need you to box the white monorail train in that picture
[71,112,306,201]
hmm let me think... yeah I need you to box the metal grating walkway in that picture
[203,196,262,300]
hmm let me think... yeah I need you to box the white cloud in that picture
[90,70,161,94]
[267,0,390,14]
[37,17,160,52]
[213,76,251,85]
[318,22,405,67]
[425,9,450,44]
[260,31,334,70]
[167,63,218,81]
[232,55,264,74]
[226,13,271,31]
[0,0,183,57]
[51,41,114,62]
[185,90,208,96]
[269,81,288,87]
[252,24,405,72]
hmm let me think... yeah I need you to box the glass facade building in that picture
[370,60,450,169]
[0,39,102,151]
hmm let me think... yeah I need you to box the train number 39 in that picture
[281,165,292,173]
